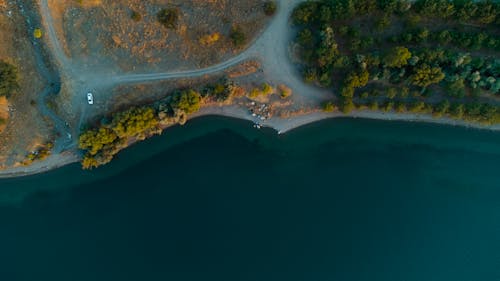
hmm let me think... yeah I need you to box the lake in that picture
[1,116,500,281]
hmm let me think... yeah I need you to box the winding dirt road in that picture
[0,0,324,177]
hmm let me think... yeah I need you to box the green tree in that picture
[383,46,412,68]
[446,78,466,98]
[131,10,142,22]
[410,64,445,88]
[0,61,18,97]
[263,1,277,16]
[157,8,179,28]
[230,26,246,48]
[170,90,202,114]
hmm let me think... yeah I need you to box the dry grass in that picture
[54,0,269,71]
[0,96,8,132]
[0,1,51,168]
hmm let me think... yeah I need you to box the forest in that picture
[293,0,500,124]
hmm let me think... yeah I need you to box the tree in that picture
[410,64,445,88]
[170,90,202,114]
[433,100,450,117]
[230,26,246,48]
[131,10,141,22]
[0,61,18,97]
[375,14,391,31]
[157,8,179,28]
[446,78,466,98]
[383,46,412,68]
[449,103,464,119]
[292,2,318,24]
[322,101,335,112]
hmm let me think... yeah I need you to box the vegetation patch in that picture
[293,0,500,124]
[263,1,277,16]
[79,78,241,169]
[230,26,247,48]
[157,8,179,29]
[0,60,18,98]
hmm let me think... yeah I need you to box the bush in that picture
[322,101,335,112]
[278,84,292,98]
[0,61,18,98]
[131,10,141,22]
[263,1,277,16]
[157,8,179,28]
[230,26,246,47]
[170,90,202,114]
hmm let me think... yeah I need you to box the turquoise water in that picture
[1,117,500,281]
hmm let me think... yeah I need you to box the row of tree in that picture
[326,98,500,124]
[293,0,499,26]
[79,78,243,169]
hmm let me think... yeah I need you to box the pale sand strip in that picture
[1,106,499,179]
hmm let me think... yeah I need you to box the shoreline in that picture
[1,106,499,179]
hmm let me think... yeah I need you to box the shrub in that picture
[157,8,179,28]
[230,26,246,47]
[199,33,221,46]
[322,101,335,112]
[383,46,412,68]
[278,84,292,98]
[131,10,141,22]
[33,28,43,39]
[0,61,18,97]
[170,90,202,114]
[263,1,277,16]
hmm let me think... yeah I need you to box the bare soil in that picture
[0,0,53,168]
[51,0,270,72]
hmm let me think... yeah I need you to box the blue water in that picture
[1,117,500,281]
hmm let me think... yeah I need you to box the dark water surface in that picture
[1,117,500,281]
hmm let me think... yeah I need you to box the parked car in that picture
[87,92,94,105]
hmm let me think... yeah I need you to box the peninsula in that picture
[0,0,498,175]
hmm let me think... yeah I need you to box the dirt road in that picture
[0,0,324,177]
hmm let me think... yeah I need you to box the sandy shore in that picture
[0,151,79,179]
[1,105,499,179]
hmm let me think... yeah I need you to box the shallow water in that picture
[1,117,500,281]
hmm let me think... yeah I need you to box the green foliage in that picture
[263,1,277,16]
[375,14,391,31]
[291,2,319,25]
[383,46,412,68]
[131,10,142,22]
[410,64,445,88]
[446,78,466,98]
[322,101,336,112]
[79,106,163,169]
[112,107,159,139]
[0,61,18,98]
[433,100,450,117]
[170,90,202,114]
[291,0,500,125]
[230,26,246,48]
[340,98,355,114]
[157,8,179,28]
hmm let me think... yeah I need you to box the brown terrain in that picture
[0,0,53,169]
[0,0,277,173]
[51,0,270,72]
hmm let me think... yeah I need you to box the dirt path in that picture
[1,0,324,177]
[15,0,72,153]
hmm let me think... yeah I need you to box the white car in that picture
[87,92,94,105]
